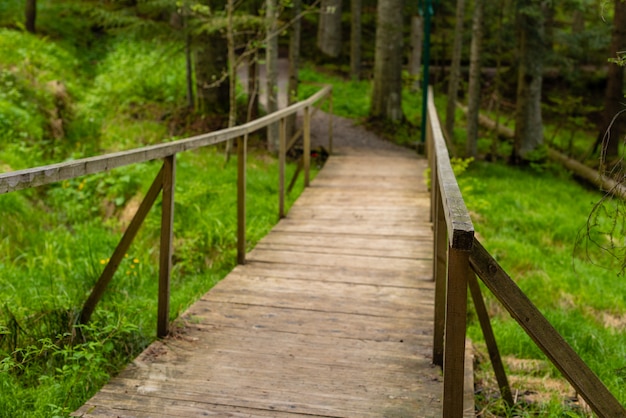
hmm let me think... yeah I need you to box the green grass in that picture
[0,26,315,416]
[297,67,626,414]
[460,161,626,414]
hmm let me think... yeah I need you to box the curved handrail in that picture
[0,86,333,338]
[0,86,332,194]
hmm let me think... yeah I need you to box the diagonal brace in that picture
[79,165,165,325]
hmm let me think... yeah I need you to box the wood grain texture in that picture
[72,146,443,418]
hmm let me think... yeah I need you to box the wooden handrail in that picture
[0,86,331,195]
[2,86,332,339]
[426,87,474,417]
[426,86,626,417]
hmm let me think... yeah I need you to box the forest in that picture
[0,0,625,416]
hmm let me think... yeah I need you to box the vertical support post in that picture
[328,92,333,154]
[442,246,470,418]
[279,118,286,218]
[158,154,175,338]
[237,135,247,265]
[432,184,447,366]
[304,106,311,187]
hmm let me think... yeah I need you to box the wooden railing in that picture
[0,86,332,338]
[425,87,626,418]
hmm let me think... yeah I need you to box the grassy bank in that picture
[0,27,313,416]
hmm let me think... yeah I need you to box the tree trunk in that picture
[572,9,584,33]
[409,15,423,92]
[287,0,302,137]
[445,0,467,139]
[461,102,626,200]
[597,0,626,162]
[266,0,279,153]
[247,56,259,121]
[224,0,237,162]
[370,0,404,122]
[350,0,362,80]
[466,0,484,157]
[317,0,342,58]
[25,0,36,33]
[195,33,229,115]
[512,0,546,163]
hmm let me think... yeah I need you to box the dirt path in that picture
[238,59,412,154]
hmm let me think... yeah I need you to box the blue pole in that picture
[420,0,433,144]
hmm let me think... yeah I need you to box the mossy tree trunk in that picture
[445,0,467,140]
[512,0,546,163]
[370,0,404,122]
[287,0,302,138]
[266,0,279,153]
[350,0,362,80]
[317,0,342,58]
[466,0,485,158]
[596,0,626,162]
[25,0,36,33]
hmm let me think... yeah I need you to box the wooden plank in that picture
[204,275,434,319]
[255,231,432,258]
[183,301,435,341]
[247,247,430,272]
[230,260,434,285]
[270,218,432,237]
[470,237,626,418]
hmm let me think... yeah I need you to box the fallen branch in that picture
[457,103,626,200]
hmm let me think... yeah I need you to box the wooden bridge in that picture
[2,86,625,418]
[72,146,448,417]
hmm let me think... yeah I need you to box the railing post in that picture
[237,135,247,265]
[328,91,333,154]
[279,118,286,218]
[442,246,470,418]
[157,154,175,338]
[432,182,447,367]
[304,106,311,187]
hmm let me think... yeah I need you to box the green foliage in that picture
[0,29,80,165]
[461,161,626,410]
[0,24,313,416]
[298,65,372,118]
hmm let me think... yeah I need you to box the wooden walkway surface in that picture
[73,146,442,417]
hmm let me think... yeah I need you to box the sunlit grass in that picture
[460,160,626,414]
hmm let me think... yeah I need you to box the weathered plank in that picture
[72,146,442,418]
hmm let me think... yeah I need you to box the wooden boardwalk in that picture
[73,146,442,417]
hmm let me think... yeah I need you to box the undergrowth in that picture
[0,23,312,417]
[459,161,626,416]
